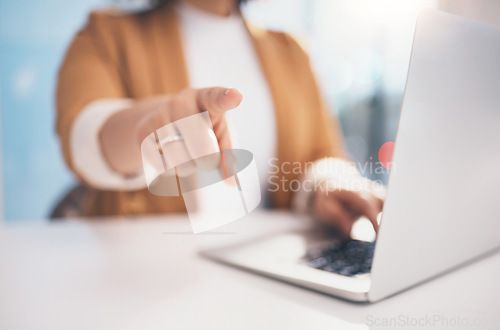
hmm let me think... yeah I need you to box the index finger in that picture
[195,87,243,124]
[330,190,380,233]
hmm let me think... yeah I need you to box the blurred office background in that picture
[1,0,499,221]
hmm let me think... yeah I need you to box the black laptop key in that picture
[307,257,328,269]
[305,240,375,276]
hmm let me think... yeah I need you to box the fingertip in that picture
[343,223,353,238]
[367,215,378,233]
[371,216,380,234]
[220,88,243,110]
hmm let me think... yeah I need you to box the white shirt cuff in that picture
[292,158,387,213]
[70,99,148,191]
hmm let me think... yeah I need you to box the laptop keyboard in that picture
[304,240,375,276]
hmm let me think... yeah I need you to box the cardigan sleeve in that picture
[56,11,128,183]
[284,33,348,162]
[69,98,148,190]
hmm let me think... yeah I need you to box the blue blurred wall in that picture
[0,0,108,221]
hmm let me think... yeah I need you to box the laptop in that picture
[201,9,500,302]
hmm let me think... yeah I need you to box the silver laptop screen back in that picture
[369,10,500,302]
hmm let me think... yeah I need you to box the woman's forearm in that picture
[98,97,165,176]
[98,106,144,176]
[98,88,241,178]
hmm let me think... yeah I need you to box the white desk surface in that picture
[0,211,498,330]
